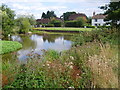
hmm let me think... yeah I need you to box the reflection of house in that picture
[92,12,110,26]
[68,13,87,21]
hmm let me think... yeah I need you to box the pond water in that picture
[2,34,73,61]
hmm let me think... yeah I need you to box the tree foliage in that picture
[15,16,31,34]
[50,18,62,27]
[41,11,56,19]
[27,15,36,26]
[1,4,15,37]
[65,17,86,27]
[61,12,76,21]
[76,17,87,27]
[100,1,120,25]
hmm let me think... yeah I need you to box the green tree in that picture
[87,16,92,25]
[41,12,46,19]
[1,4,15,37]
[16,16,31,34]
[27,15,36,26]
[100,1,120,25]
[76,17,87,27]
[41,11,56,19]
[61,12,76,21]
[50,18,62,27]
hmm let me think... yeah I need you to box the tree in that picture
[41,11,56,19]
[1,4,15,37]
[61,12,76,21]
[41,12,46,19]
[100,1,120,26]
[76,17,86,27]
[27,15,36,26]
[16,16,31,34]
[50,18,62,27]
[87,16,92,24]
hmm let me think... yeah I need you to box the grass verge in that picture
[33,27,97,32]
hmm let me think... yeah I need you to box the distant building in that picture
[92,12,110,26]
[36,18,50,24]
[68,13,87,21]
[36,17,62,24]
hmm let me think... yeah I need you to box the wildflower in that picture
[69,65,73,69]
[68,86,74,88]
[47,64,50,66]
[70,56,74,60]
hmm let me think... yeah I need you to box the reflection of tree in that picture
[20,35,36,50]
[42,34,60,43]
[42,34,73,43]
[62,35,72,41]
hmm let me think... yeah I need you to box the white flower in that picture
[69,65,73,69]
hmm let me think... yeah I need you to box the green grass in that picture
[0,41,22,54]
[33,27,95,31]
[31,30,80,35]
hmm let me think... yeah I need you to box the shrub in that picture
[65,21,77,27]
[42,24,54,27]
[65,18,86,27]
[50,19,62,27]
[16,17,31,34]
[0,41,22,54]
[86,25,95,28]
[53,21,62,27]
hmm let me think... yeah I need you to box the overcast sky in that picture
[1,0,110,19]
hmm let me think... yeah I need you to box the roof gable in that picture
[69,13,87,20]
[92,14,106,19]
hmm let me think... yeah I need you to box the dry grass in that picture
[87,43,118,88]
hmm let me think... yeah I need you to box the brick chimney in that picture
[93,12,95,16]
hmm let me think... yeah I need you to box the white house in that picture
[92,13,108,26]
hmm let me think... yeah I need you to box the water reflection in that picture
[6,34,73,61]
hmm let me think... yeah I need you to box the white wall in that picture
[92,19,106,26]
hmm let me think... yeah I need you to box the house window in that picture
[95,24,97,26]
[95,19,97,22]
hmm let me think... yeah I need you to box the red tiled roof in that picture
[36,18,50,24]
[69,13,87,20]
[92,14,106,19]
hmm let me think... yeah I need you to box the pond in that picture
[2,34,74,61]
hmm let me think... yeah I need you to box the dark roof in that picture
[92,14,106,19]
[69,13,87,20]
[36,18,50,24]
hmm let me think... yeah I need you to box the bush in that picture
[16,17,31,34]
[50,19,62,27]
[97,26,111,28]
[0,41,22,54]
[42,24,54,27]
[65,21,77,27]
[53,21,62,27]
[65,19,86,27]
[86,25,95,28]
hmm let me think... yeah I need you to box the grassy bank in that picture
[31,30,80,35]
[33,27,96,32]
[0,41,22,54]
[2,28,118,88]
